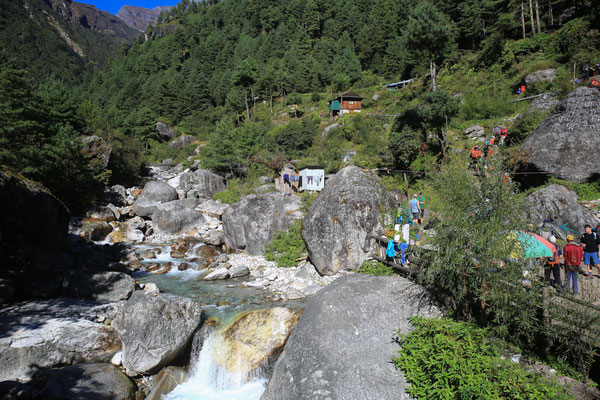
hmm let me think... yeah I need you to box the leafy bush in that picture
[356,260,395,276]
[212,188,241,205]
[394,317,573,400]
[548,177,600,201]
[264,220,306,268]
[509,110,550,144]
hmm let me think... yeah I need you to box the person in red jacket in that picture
[563,235,583,294]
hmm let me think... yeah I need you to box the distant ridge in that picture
[116,5,173,32]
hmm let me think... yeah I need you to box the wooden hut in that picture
[328,91,363,117]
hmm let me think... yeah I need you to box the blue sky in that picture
[84,0,179,16]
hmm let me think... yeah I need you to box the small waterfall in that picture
[165,330,268,400]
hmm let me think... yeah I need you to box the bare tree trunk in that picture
[520,3,526,39]
[529,0,536,37]
[244,89,250,121]
[430,60,437,91]
[535,0,541,33]
[548,0,553,26]
[269,88,273,113]
[251,87,256,116]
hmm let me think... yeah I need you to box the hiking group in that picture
[543,224,600,295]
[469,126,508,170]
[385,192,426,265]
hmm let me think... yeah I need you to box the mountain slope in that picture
[117,5,173,32]
[0,0,141,83]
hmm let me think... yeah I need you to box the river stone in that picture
[134,181,178,218]
[212,307,301,374]
[41,363,135,400]
[0,167,69,252]
[520,87,600,182]
[63,272,135,302]
[229,265,250,278]
[71,218,113,241]
[222,192,303,255]
[524,68,556,85]
[126,216,146,231]
[152,200,206,234]
[0,299,121,382]
[261,274,443,400]
[526,184,599,238]
[145,366,189,400]
[179,169,226,200]
[113,291,202,374]
[203,268,230,281]
[302,166,395,275]
[197,199,230,218]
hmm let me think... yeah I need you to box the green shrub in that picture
[510,110,550,143]
[264,220,306,268]
[394,317,573,400]
[212,188,241,205]
[356,260,395,276]
[548,177,600,201]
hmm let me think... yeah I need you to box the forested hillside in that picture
[0,0,140,83]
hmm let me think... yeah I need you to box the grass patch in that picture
[356,260,395,276]
[264,219,306,268]
[394,317,573,400]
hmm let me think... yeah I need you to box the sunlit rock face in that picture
[211,307,301,375]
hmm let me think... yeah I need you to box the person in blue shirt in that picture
[409,194,421,225]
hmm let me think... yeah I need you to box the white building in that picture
[299,166,325,192]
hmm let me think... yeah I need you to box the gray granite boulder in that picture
[152,200,206,234]
[41,363,135,400]
[169,135,195,150]
[524,68,556,85]
[156,121,175,139]
[197,199,230,218]
[0,299,122,382]
[526,184,599,238]
[63,272,135,302]
[465,124,485,138]
[261,274,443,400]
[81,135,112,169]
[302,166,395,275]
[113,291,202,374]
[520,87,600,182]
[179,169,226,200]
[146,366,188,400]
[222,192,303,255]
[134,180,178,218]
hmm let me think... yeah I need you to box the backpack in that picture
[549,246,562,263]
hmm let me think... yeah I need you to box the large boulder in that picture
[302,166,395,275]
[133,180,178,218]
[0,168,69,252]
[526,184,599,237]
[152,200,206,234]
[156,121,175,139]
[41,363,135,400]
[81,135,112,169]
[63,272,135,302]
[113,291,202,374]
[69,217,113,241]
[145,366,188,400]
[464,124,485,138]
[0,299,122,382]
[212,307,301,374]
[169,135,195,150]
[222,192,303,255]
[520,87,600,182]
[261,274,443,400]
[524,68,556,85]
[179,169,226,200]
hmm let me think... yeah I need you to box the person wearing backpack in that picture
[417,192,426,224]
[499,128,508,145]
[544,236,562,287]
[563,235,583,294]
[580,224,600,278]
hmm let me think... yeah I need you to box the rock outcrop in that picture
[0,168,69,252]
[116,5,172,32]
[155,121,175,139]
[302,166,395,275]
[41,363,135,400]
[81,135,112,169]
[212,307,301,374]
[152,200,206,234]
[145,366,188,400]
[0,299,122,382]
[113,291,202,374]
[63,271,135,302]
[133,180,178,218]
[169,135,195,150]
[524,68,557,85]
[261,274,443,400]
[520,87,600,182]
[526,184,599,237]
[222,192,303,255]
[464,124,485,138]
[179,169,226,200]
